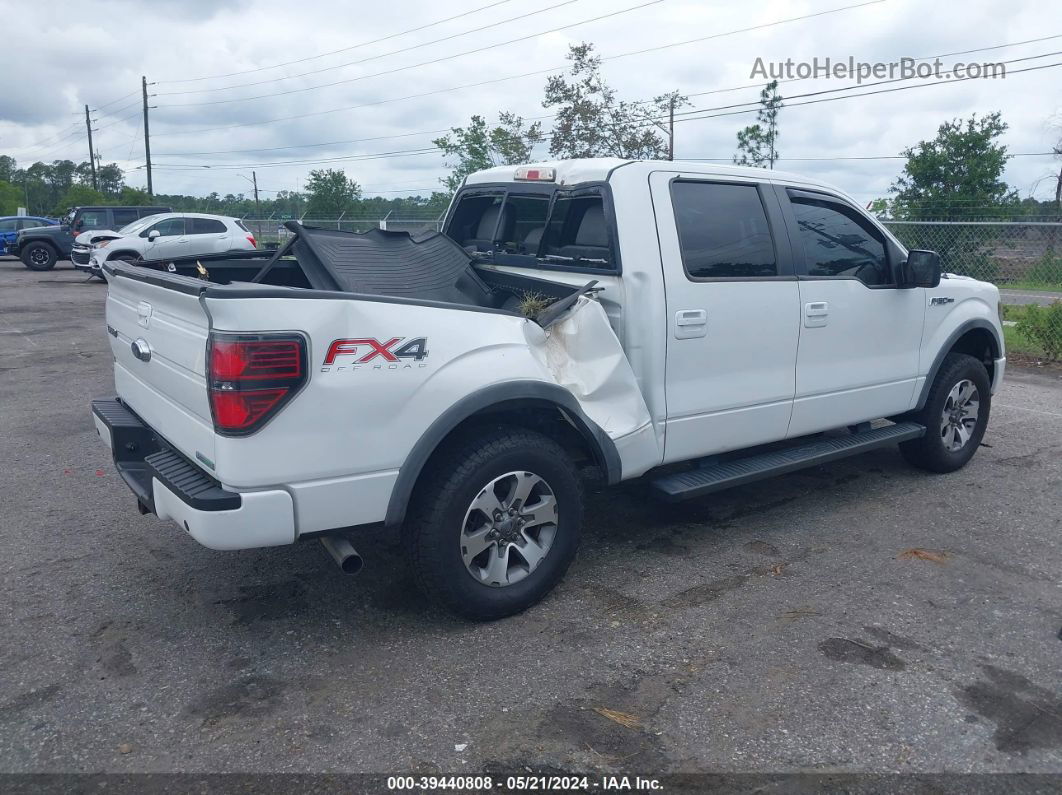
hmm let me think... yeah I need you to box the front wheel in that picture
[900,353,991,473]
[21,242,58,271]
[405,426,583,621]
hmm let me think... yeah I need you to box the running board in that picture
[651,422,925,502]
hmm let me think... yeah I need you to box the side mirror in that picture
[148,229,161,241]
[903,249,941,288]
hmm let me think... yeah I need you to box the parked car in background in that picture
[79,213,257,277]
[0,215,57,254]
[11,205,170,270]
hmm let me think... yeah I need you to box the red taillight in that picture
[210,339,302,380]
[246,234,257,248]
[207,333,306,435]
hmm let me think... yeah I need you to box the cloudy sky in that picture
[2,0,1059,206]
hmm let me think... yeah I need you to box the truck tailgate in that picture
[105,270,215,467]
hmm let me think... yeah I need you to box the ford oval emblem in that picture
[131,338,152,362]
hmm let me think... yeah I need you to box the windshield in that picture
[118,217,154,235]
[63,209,76,226]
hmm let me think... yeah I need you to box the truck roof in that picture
[464,158,857,205]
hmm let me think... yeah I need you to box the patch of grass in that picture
[1002,280,1062,293]
[517,290,552,319]
[1003,323,1046,357]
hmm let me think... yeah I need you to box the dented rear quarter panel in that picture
[203,292,657,502]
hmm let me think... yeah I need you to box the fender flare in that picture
[915,318,1001,410]
[20,236,59,253]
[384,380,622,527]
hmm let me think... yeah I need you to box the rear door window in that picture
[0,219,16,233]
[189,218,227,234]
[112,209,139,228]
[671,181,777,279]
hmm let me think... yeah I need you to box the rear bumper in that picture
[91,398,295,550]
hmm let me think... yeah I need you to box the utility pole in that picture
[668,94,676,161]
[252,170,262,244]
[142,75,153,197]
[84,105,98,190]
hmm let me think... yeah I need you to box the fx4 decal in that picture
[321,337,429,371]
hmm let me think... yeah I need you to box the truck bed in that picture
[118,223,587,319]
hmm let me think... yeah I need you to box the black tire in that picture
[21,242,58,271]
[900,353,991,473]
[405,426,583,621]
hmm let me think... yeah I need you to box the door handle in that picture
[804,301,829,328]
[675,309,707,339]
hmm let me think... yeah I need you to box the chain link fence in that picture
[882,221,1062,287]
[238,216,1062,360]
[883,221,1062,360]
[244,214,442,249]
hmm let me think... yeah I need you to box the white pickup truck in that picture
[92,158,1005,620]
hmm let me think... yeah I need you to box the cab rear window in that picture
[445,186,615,271]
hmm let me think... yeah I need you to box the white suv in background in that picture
[81,213,257,276]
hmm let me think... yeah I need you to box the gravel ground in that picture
[1,258,1060,780]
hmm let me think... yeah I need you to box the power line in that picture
[5,123,84,156]
[154,33,1062,158]
[94,89,141,111]
[95,109,145,133]
[148,56,1062,171]
[94,97,145,122]
[670,59,1062,127]
[654,32,1062,105]
[148,0,889,138]
[158,0,585,96]
[686,153,1057,163]
[665,49,1062,125]
[160,0,518,84]
[156,0,666,107]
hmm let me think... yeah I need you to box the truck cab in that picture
[444,159,1004,463]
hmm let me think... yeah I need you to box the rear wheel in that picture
[900,353,991,473]
[22,242,58,271]
[405,426,583,621]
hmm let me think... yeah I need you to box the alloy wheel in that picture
[940,378,980,452]
[460,471,558,587]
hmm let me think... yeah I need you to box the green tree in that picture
[304,168,362,218]
[52,184,106,215]
[97,163,125,196]
[119,186,151,205]
[733,81,783,169]
[0,155,16,183]
[866,198,890,217]
[890,112,1018,220]
[544,43,686,160]
[0,180,22,215]
[433,113,543,193]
